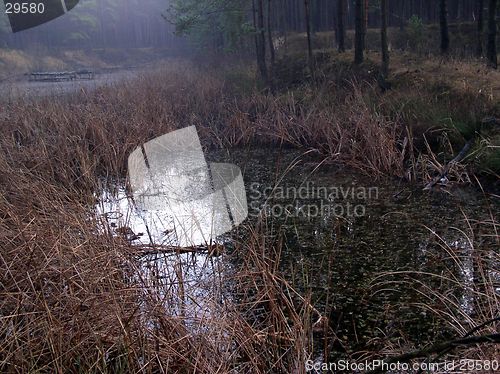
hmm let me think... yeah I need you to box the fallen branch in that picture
[423,116,498,190]
[367,333,500,374]
[416,315,500,374]
[423,139,473,190]
[130,243,223,256]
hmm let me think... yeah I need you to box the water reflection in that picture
[95,146,499,354]
[454,237,475,316]
[128,126,247,247]
[96,186,230,333]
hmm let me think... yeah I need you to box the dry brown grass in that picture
[0,63,326,373]
[0,60,497,372]
[2,61,411,178]
[369,207,499,364]
[388,53,500,101]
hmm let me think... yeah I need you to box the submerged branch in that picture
[423,139,473,190]
[368,333,500,374]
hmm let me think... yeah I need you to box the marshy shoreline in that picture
[0,56,498,372]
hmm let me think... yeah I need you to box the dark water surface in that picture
[0,67,142,100]
[97,146,499,357]
[212,147,499,353]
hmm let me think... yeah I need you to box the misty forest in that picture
[0,0,499,373]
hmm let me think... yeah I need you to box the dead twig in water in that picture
[368,334,500,374]
[423,139,473,190]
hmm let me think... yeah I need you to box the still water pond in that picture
[96,147,499,354]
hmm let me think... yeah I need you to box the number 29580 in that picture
[5,2,46,14]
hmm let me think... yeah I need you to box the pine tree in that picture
[476,0,485,56]
[486,0,498,68]
[381,0,389,79]
[304,0,314,76]
[336,0,346,52]
[253,0,268,82]
[355,0,365,64]
[440,0,450,54]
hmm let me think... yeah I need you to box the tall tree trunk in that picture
[381,0,389,79]
[426,0,433,23]
[440,0,450,54]
[280,0,288,54]
[399,0,406,30]
[267,0,275,67]
[336,0,346,52]
[267,0,276,91]
[364,0,369,40]
[253,0,268,82]
[477,0,485,56]
[304,0,314,76]
[487,0,498,68]
[355,0,365,63]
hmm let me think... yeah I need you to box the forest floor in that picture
[251,45,500,182]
